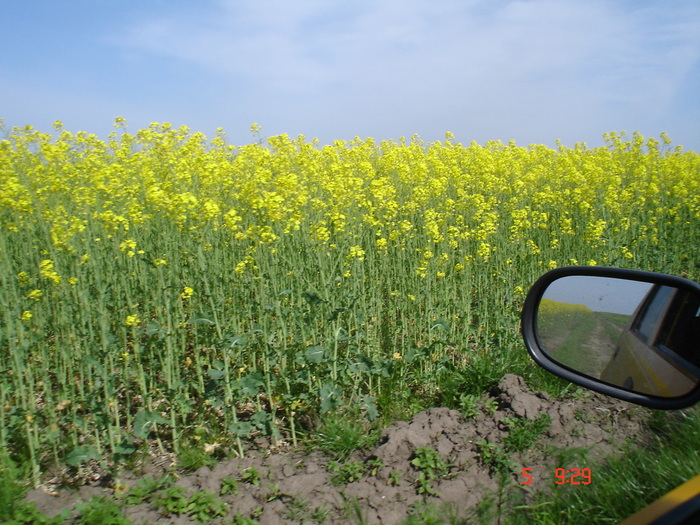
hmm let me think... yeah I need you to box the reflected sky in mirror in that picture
[542,276,653,315]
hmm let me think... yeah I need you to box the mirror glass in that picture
[536,276,700,397]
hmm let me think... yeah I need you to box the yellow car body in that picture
[601,285,700,397]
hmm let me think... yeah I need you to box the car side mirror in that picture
[521,266,700,409]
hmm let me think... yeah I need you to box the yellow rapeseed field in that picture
[1,120,699,480]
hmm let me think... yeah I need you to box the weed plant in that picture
[501,414,551,452]
[75,496,131,525]
[313,414,380,460]
[411,447,451,495]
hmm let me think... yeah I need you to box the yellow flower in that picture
[125,314,141,327]
[21,310,32,322]
[113,482,129,495]
[181,286,194,300]
[28,289,43,301]
[393,352,402,360]
[477,242,491,261]
[154,258,167,266]
[119,239,137,257]
[526,240,541,255]
[39,259,62,284]
[347,245,366,261]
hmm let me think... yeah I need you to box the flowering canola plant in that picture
[1,120,699,481]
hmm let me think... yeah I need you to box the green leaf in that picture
[235,373,264,397]
[207,368,226,380]
[83,355,104,374]
[320,384,341,413]
[229,422,253,438]
[302,291,325,305]
[188,313,215,325]
[430,318,450,332]
[133,410,170,440]
[405,345,428,364]
[360,395,379,422]
[114,438,136,456]
[305,345,326,363]
[146,322,167,338]
[66,445,99,466]
[372,358,394,378]
[250,411,275,435]
[224,333,248,348]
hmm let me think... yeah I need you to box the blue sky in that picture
[2,0,699,150]
[543,276,652,315]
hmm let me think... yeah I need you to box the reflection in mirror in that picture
[536,276,700,397]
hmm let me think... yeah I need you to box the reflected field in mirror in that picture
[536,276,700,397]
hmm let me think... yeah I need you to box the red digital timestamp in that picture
[521,467,592,485]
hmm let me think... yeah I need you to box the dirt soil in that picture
[26,374,650,524]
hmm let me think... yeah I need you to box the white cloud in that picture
[1,0,696,148]
[96,0,700,145]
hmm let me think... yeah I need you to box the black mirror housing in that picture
[521,266,700,410]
